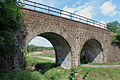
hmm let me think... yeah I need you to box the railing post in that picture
[34,2,36,10]
[104,24,106,29]
[60,10,62,16]
[79,17,81,22]
[99,23,100,27]
[87,18,88,24]
[93,20,95,25]
[70,13,72,19]
[48,6,50,13]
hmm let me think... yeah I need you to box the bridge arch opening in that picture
[80,39,104,64]
[26,32,71,69]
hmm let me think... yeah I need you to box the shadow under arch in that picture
[36,32,72,69]
[80,39,104,64]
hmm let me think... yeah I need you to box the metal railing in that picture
[23,0,106,29]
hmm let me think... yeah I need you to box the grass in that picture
[79,66,120,80]
[43,67,69,80]
[2,66,120,80]
[25,56,120,80]
[25,56,55,73]
[37,53,55,58]
[0,56,68,80]
[88,62,120,65]
[0,67,69,80]
[1,55,120,80]
[0,70,45,80]
[25,56,54,64]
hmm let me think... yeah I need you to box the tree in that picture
[106,21,120,44]
[0,0,24,55]
[106,21,120,33]
[0,0,24,70]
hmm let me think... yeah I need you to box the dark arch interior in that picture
[37,32,71,69]
[80,39,103,64]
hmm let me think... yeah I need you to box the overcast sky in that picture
[28,0,120,47]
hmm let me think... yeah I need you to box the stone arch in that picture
[80,39,104,64]
[27,32,72,69]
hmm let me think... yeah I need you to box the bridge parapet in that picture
[22,0,106,29]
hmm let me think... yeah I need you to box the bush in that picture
[112,32,120,46]
[0,70,45,80]
[43,67,68,80]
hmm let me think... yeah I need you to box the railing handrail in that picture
[23,0,106,28]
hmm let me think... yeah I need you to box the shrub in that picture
[0,70,45,80]
[112,32,120,43]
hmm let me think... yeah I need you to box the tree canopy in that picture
[25,45,54,54]
[106,21,120,33]
[106,21,120,43]
[0,0,24,56]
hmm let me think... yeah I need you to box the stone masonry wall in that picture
[14,8,120,69]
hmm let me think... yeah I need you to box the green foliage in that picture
[69,66,78,80]
[25,56,54,65]
[0,0,24,56]
[106,21,120,33]
[25,56,55,73]
[38,54,55,58]
[88,62,120,65]
[0,0,24,70]
[0,0,24,30]
[0,31,19,56]
[25,45,54,54]
[112,32,120,43]
[0,70,45,80]
[25,56,68,80]
[106,21,120,44]
[0,67,68,80]
[80,66,120,80]
[43,67,68,80]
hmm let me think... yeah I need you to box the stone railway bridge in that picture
[14,1,120,69]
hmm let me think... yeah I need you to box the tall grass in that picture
[0,70,45,80]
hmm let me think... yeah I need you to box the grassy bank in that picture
[88,62,120,65]
[0,56,68,80]
[80,66,120,80]
[0,67,69,80]
[0,70,44,80]
[1,55,120,80]
[25,56,55,73]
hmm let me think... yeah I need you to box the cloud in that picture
[62,2,93,19]
[100,0,118,17]
[29,36,53,47]
[74,2,89,11]
[61,6,74,18]
[75,6,93,19]
[72,0,81,7]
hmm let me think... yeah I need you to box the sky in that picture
[28,0,120,47]
[29,36,53,47]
